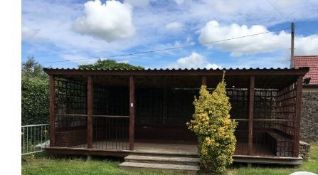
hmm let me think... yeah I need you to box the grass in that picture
[22,143,318,175]
[227,143,318,175]
[22,155,179,175]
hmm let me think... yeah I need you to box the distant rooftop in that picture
[293,55,318,85]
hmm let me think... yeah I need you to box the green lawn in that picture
[228,143,318,175]
[22,155,179,175]
[22,143,318,175]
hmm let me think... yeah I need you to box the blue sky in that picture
[22,0,318,69]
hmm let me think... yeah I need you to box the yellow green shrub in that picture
[187,75,237,174]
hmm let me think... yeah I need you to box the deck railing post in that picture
[49,75,56,147]
[129,76,135,150]
[87,76,93,148]
[248,76,255,155]
[293,76,303,157]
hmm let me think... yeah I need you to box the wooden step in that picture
[125,155,200,166]
[124,150,199,158]
[119,162,199,174]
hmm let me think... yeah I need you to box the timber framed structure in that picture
[44,67,308,165]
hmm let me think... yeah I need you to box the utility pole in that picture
[290,22,295,68]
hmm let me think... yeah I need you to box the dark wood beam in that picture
[162,87,168,124]
[293,76,303,157]
[129,76,135,150]
[49,75,56,147]
[248,76,255,155]
[87,76,93,148]
[43,68,309,77]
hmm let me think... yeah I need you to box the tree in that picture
[22,57,48,125]
[187,73,237,174]
[78,59,144,70]
[22,57,47,79]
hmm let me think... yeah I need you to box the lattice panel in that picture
[254,89,277,119]
[54,78,87,148]
[275,84,297,137]
[55,78,87,114]
[227,88,249,120]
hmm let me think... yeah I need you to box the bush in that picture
[187,75,237,174]
[22,76,49,125]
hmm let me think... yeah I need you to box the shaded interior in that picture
[53,74,299,157]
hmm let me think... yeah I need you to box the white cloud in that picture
[73,0,135,42]
[199,20,318,56]
[165,22,184,32]
[170,52,219,69]
[22,26,39,40]
[61,54,98,65]
[295,35,318,55]
[174,0,184,5]
[125,0,150,8]
[22,0,318,68]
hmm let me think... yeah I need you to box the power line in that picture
[264,0,296,22]
[264,0,284,18]
[44,26,289,65]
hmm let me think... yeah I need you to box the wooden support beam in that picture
[87,76,93,148]
[162,87,168,124]
[201,76,207,86]
[129,76,135,150]
[248,76,255,155]
[293,76,303,157]
[49,75,56,147]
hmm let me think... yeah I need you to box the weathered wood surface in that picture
[248,76,255,155]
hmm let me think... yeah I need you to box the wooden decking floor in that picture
[46,141,302,165]
[71,141,274,156]
[72,141,198,155]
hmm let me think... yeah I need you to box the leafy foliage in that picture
[22,58,49,125]
[22,57,47,79]
[187,74,237,174]
[78,59,144,70]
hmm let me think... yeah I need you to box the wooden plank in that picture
[248,76,255,155]
[87,76,93,148]
[45,147,302,165]
[293,76,303,157]
[45,147,128,157]
[129,76,135,150]
[93,115,129,118]
[49,75,56,147]
[55,114,129,118]
[56,114,87,117]
[236,118,294,122]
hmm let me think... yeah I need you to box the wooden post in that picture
[162,87,167,124]
[293,76,303,157]
[129,76,135,150]
[87,76,93,148]
[248,76,255,155]
[49,75,56,147]
[290,22,295,68]
[201,76,207,86]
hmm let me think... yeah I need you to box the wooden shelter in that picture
[44,67,308,165]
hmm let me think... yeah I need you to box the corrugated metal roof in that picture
[44,67,309,71]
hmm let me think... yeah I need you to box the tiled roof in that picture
[293,56,318,85]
